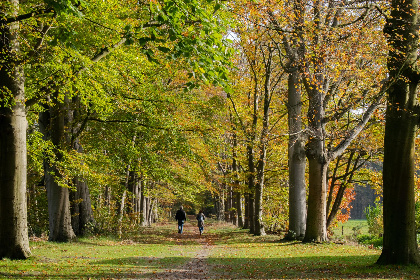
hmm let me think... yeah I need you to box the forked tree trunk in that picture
[304,76,328,243]
[377,0,420,264]
[0,0,31,258]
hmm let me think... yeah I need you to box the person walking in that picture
[175,206,187,234]
[196,210,205,235]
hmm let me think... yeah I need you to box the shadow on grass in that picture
[3,254,419,279]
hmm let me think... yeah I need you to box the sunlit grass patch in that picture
[207,231,420,280]
[0,235,198,279]
[331,219,370,240]
[2,222,420,279]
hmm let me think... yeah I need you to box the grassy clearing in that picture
[331,219,370,240]
[1,220,419,279]
[0,223,200,279]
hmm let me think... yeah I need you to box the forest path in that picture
[149,216,214,280]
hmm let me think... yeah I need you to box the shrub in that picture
[415,202,420,232]
[357,234,383,248]
[364,202,383,236]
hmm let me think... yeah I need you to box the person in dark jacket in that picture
[196,210,205,235]
[175,206,187,234]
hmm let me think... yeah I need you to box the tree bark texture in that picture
[378,0,420,264]
[304,82,328,242]
[0,0,31,258]
[286,71,307,240]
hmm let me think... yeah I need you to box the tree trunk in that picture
[145,197,150,226]
[235,192,244,228]
[254,167,265,236]
[70,177,95,236]
[0,0,31,258]
[377,82,420,264]
[304,82,328,242]
[376,0,420,265]
[218,183,225,221]
[70,139,95,236]
[39,94,75,242]
[254,53,272,236]
[248,192,255,234]
[304,156,328,242]
[378,1,420,264]
[232,131,244,227]
[117,189,127,237]
[246,144,256,234]
[140,179,147,226]
[243,193,250,229]
[225,186,231,222]
[148,198,155,226]
[117,165,131,237]
[286,71,307,240]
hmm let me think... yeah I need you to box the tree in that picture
[24,0,232,241]
[377,0,420,265]
[279,0,307,240]
[0,0,31,259]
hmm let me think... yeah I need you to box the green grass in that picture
[331,219,370,240]
[1,224,200,279]
[1,220,419,279]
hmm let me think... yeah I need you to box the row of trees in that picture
[0,0,232,259]
[1,0,420,266]
[205,0,420,265]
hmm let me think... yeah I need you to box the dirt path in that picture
[151,217,214,280]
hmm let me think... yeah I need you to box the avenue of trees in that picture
[1,0,420,266]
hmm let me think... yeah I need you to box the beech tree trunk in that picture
[377,0,420,264]
[304,82,328,242]
[232,132,244,227]
[0,0,31,258]
[70,138,95,236]
[286,72,307,240]
[140,179,147,226]
[68,97,95,236]
[39,100,76,242]
[70,177,95,236]
[304,156,328,242]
